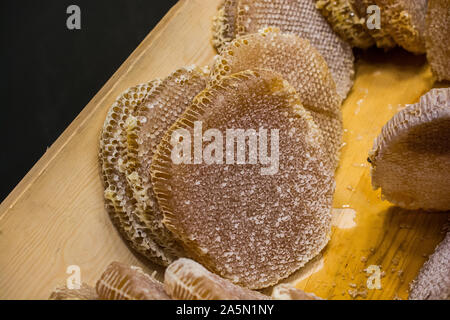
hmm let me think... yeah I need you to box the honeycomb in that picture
[211,28,343,168]
[374,0,427,54]
[212,0,239,52]
[49,283,98,300]
[164,258,270,300]
[235,0,355,99]
[409,232,450,300]
[96,262,170,300]
[425,0,450,81]
[99,79,177,266]
[271,283,322,300]
[125,66,208,259]
[353,0,397,49]
[315,0,374,48]
[151,70,334,289]
[369,88,450,211]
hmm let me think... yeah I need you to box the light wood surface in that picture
[0,0,447,300]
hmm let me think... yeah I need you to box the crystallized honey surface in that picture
[152,70,334,289]
[425,0,450,81]
[49,283,98,300]
[165,258,270,300]
[212,0,239,52]
[96,262,170,300]
[125,67,208,260]
[374,0,427,54]
[235,0,355,99]
[410,231,450,300]
[211,28,343,168]
[315,0,374,48]
[271,283,322,300]
[353,0,397,49]
[369,88,450,211]
[99,79,175,266]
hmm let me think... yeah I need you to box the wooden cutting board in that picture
[0,0,447,300]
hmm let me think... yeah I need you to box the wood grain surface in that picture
[0,0,448,299]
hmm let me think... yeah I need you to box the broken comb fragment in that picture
[49,283,98,300]
[165,258,270,300]
[272,283,323,300]
[96,262,170,300]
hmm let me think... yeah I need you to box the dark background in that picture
[0,0,178,202]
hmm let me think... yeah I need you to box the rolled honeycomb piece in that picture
[100,79,175,266]
[410,231,450,300]
[151,70,334,289]
[374,0,427,54]
[125,67,208,260]
[211,28,343,168]
[315,0,374,48]
[212,0,239,52]
[425,0,450,81]
[271,284,323,300]
[96,262,170,300]
[368,88,450,211]
[165,258,270,300]
[353,0,397,49]
[235,0,355,99]
[49,283,97,300]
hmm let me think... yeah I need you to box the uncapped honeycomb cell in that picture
[315,0,374,48]
[49,283,98,300]
[425,0,450,81]
[352,0,397,49]
[271,284,323,300]
[164,258,271,300]
[99,79,176,266]
[96,262,170,300]
[409,232,450,300]
[235,0,355,99]
[125,66,208,260]
[369,88,450,211]
[212,0,239,52]
[211,28,343,168]
[374,0,427,54]
[151,70,334,289]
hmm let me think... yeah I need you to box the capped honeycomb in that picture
[96,262,170,300]
[425,0,450,81]
[164,258,270,300]
[409,232,450,300]
[49,283,98,300]
[151,70,334,289]
[99,79,177,266]
[315,0,374,48]
[125,66,208,260]
[353,0,397,49]
[235,0,355,99]
[271,283,322,300]
[212,0,239,52]
[368,88,450,211]
[374,0,427,54]
[211,28,343,168]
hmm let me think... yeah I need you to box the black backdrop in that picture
[0,0,178,202]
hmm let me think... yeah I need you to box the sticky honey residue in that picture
[332,208,357,229]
